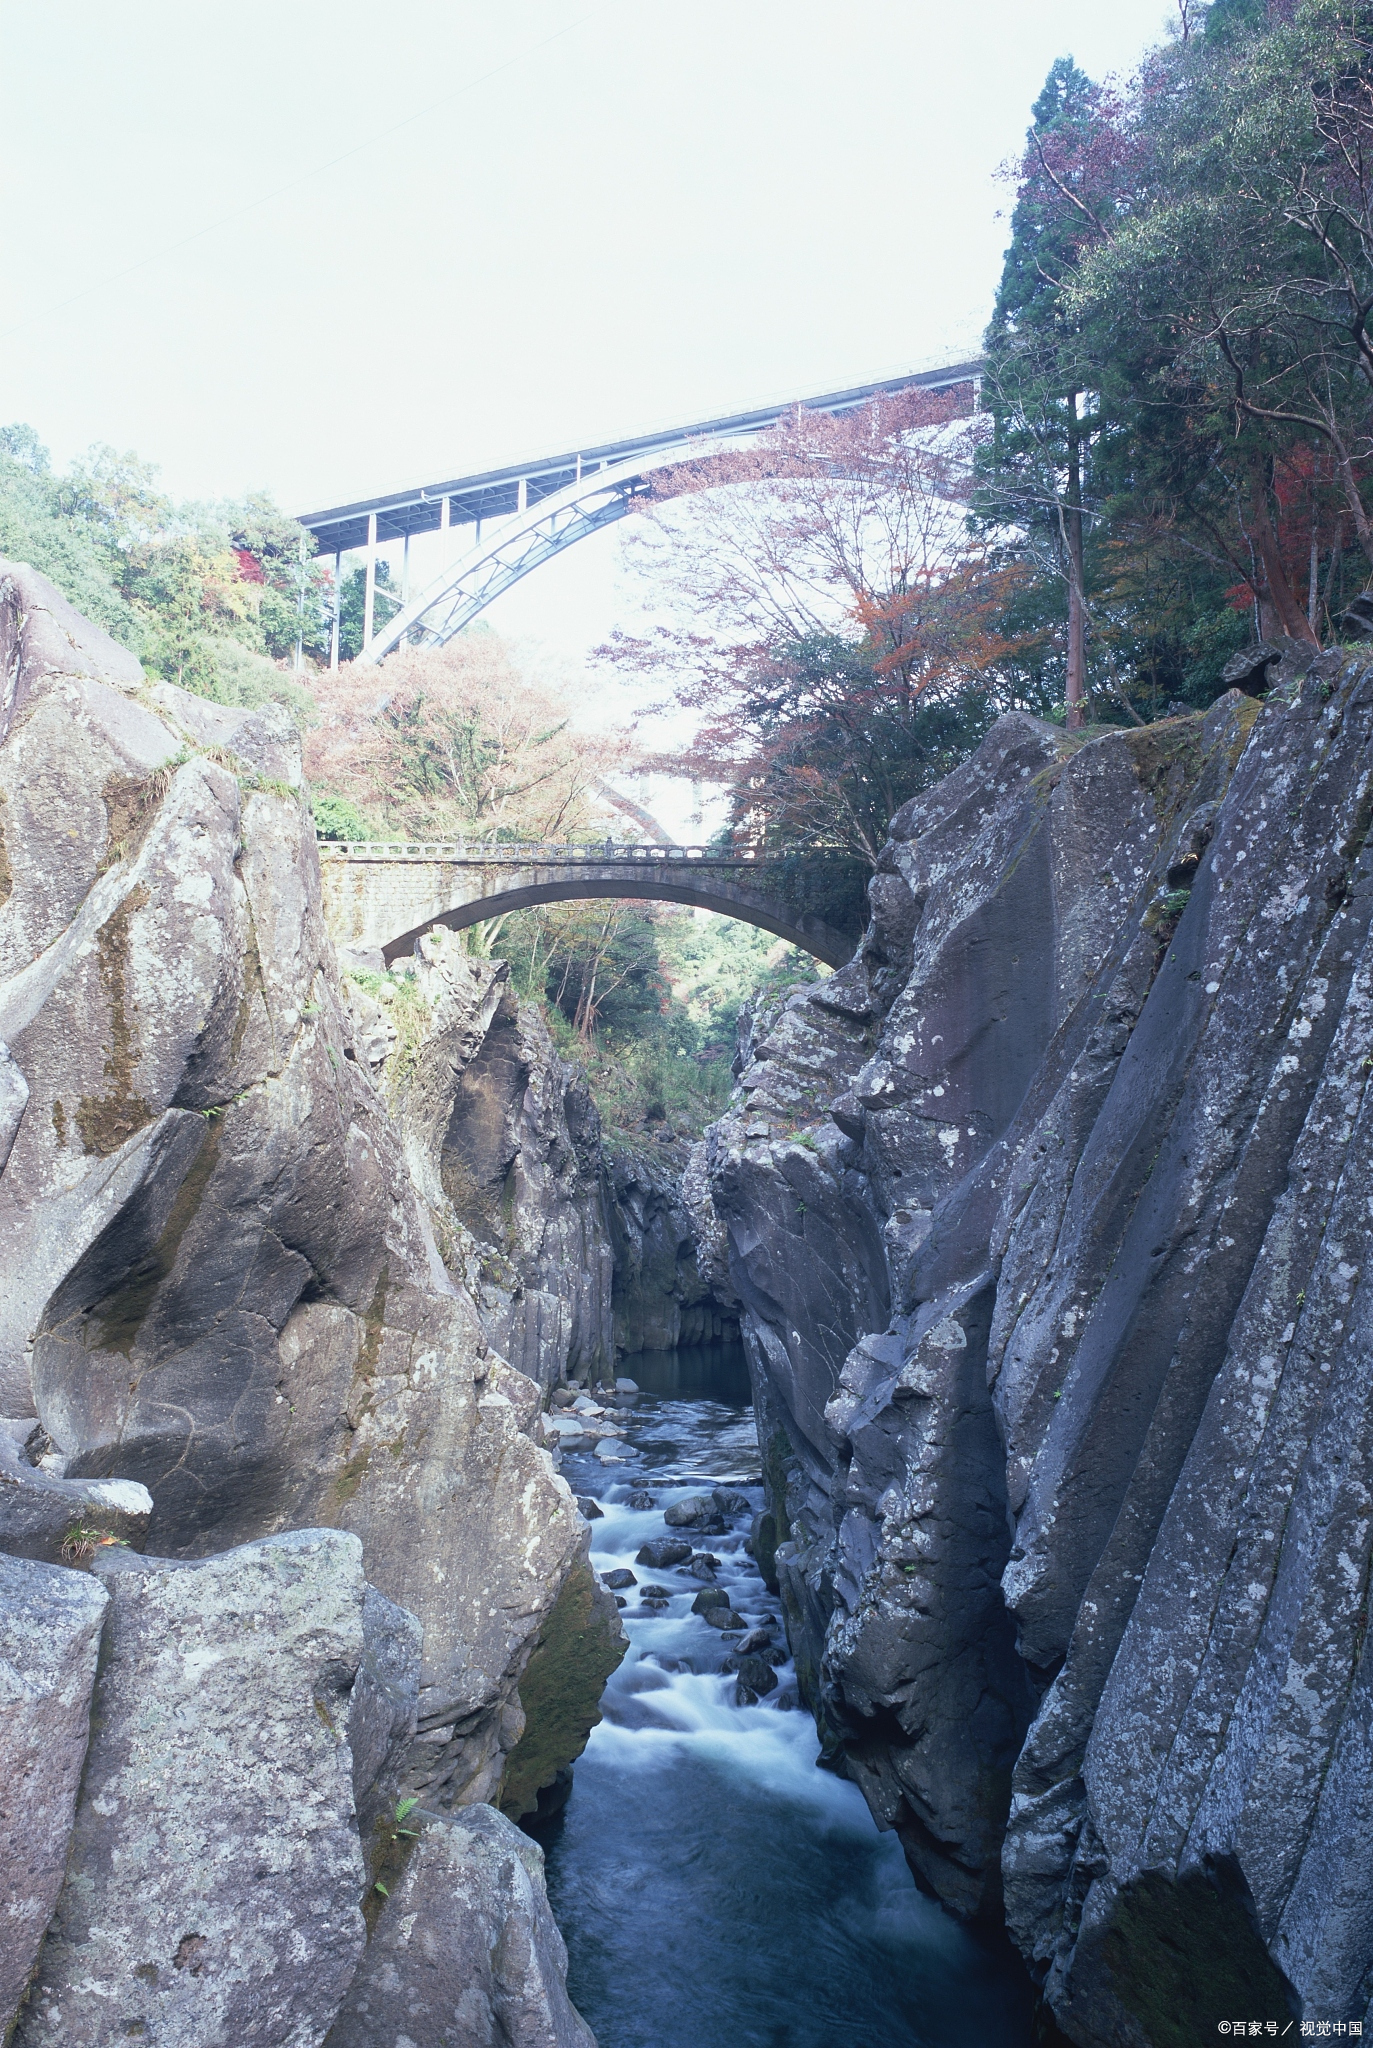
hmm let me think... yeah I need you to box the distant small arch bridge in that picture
[318,840,856,968]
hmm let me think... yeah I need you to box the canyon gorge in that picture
[3,557,1372,2044]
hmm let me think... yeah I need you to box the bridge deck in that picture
[296,360,982,555]
[316,839,796,866]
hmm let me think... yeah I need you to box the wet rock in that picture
[497,1552,626,1825]
[751,1509,781,1594]
[636,1536,692,1568]
[603,1568,637,1589]
[628,1489,657,1509]
[712,1487,751,1516]
[0,1553,108,2032]
[686,1552,721,1578]
[702,1607,746,1631]
[663,1493,726,1529]
[14,1529,368,2048]
[639,1583,671,1600]
[691,1587,730,1614]
[615,1376,639,1392]
[575,1495,603,1520]
[731,1654,778,1697]
[736,1627,774,1654]
[324,1803,594,2048]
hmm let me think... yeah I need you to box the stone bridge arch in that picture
[318,843,856,969]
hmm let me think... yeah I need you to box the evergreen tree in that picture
[977,58,1114,728]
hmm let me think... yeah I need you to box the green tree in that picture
[1068,0,1373,636]
[977,57,1122,727]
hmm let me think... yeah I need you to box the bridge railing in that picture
[315,838,808,865]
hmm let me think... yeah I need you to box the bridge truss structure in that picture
[296,359,981,663]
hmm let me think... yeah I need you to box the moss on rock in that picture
[498,1554,626,1823]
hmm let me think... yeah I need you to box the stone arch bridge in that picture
[318,840,857,968]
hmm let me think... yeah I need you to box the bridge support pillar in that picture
[330,548,341,671]
[363,511,377,652]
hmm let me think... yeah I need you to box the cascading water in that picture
[536,1345,1037,2048]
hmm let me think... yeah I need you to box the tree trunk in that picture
[1065,393,1087,731]
[1249,470,1321,646]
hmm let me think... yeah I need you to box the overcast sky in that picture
[3,0,1179,801]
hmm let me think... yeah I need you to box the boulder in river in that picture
[575,1495,603,1520]
[663,1493,726,1529]
[628,1489,657,1509]
[686,1552,721,1578]
[702,1607,746,1631]
[691,1586,730,1614]
[736,1627,774,1654]
[603,1568,637,1589]
[712,1488,751,1516]
[636,1536,692,1568]
[731,1654,778,1697]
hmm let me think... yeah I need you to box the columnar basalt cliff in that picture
[0,561,618,2047]
[704,651,1373,2039]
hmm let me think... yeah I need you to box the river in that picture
[536,1343,1038,2048]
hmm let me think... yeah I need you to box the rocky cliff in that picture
[344,933,617,1393]
[704,649,1373,2039]
[0,560,619,2046]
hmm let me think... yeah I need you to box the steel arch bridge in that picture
[296,359,981,663]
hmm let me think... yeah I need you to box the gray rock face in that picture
[605,1144,739,1353]
[324,1803,594,2048]
[710,660,1373,2031]
[0,1418,152,1563]
[349,1585,423,1840]
[356,930,616,1391]
[0,1553,108,2028]
[14,1529,368,2048]
[0,558,591,1824]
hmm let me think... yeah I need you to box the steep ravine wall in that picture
[702,652,1373,2040]
[0,561,618,2047]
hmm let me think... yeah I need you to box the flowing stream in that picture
[536,1344,1038,2048]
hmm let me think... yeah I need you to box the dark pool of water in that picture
[536,1344,1038,2048]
